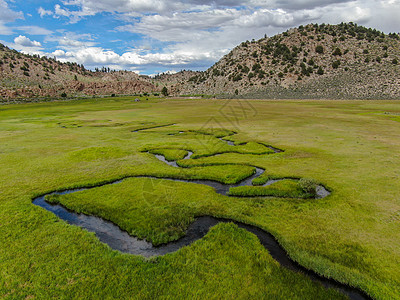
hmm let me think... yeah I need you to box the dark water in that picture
[218,137,235,146]
[132,123,176,133]
[152,151,329,199]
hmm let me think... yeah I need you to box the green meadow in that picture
[0,97,400,299]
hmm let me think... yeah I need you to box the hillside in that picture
[161,23,400,99]
[0,44,155,101]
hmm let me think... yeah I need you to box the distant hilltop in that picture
[1,23,400,101]
[160,23,400,99]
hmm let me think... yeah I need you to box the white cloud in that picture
[58,37,96,48]
[14,35,42,47]
[249,0,354,10]
[0,0,23,23]
[15,26,53,35]
[112,7,321,70]
[38,7,53,18]
[1,36,44,56]
[340,6,371,23]
[51,46,211,69]
[61,0,187,15]
[0,22,12,34]
[231,8,320,28]
[53,4,96,23]
[0,0,23,35]
[44,32,97,50]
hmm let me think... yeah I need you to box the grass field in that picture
[1,97,400,299]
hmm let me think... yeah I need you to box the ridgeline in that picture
[161,23,400,99]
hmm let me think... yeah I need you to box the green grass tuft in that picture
[147,148,189,161]
[228,180,313,198]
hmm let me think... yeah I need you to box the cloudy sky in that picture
[0,0,399,74]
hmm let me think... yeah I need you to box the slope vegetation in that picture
[166,23,400,99]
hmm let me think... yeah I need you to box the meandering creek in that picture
[32,133,370,300]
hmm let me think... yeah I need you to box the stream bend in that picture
[32,133,370,300]
[32,188,369,300]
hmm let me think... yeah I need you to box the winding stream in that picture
[32,132,370,300]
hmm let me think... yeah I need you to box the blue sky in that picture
[0,0,399,75]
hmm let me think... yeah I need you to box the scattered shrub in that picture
[241,66,250,73]
[332,60,341,69]
[298,178,318,196]
[232,74,242,82]
[332,47,342,56]
[228,179,314,198]
[161,86,168,96]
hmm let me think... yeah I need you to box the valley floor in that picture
[0,97,399,299]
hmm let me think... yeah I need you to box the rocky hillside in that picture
[0,44,155,101]
[163,23,400,99]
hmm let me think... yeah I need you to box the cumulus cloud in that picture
[51,46,217,71]
[14,35,42,47]
[2,35,43,55]
[249,0,354,10]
